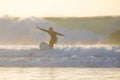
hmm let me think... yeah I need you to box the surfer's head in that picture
[49,27,53,31]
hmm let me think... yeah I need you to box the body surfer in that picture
[36,26,64,48]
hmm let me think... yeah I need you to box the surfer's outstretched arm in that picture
[56,32,64,36]
[36,26,48,32]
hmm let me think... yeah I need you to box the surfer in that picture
[36,26,64,47]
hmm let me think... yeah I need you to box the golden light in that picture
[0,0,120,17]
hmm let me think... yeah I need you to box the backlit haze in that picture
[0,0,120,17]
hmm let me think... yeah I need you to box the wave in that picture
[0,16,119,44]
[0,45,120,67]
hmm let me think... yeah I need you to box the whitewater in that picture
[0,45,120,67]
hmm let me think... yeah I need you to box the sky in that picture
[0,0,120,17]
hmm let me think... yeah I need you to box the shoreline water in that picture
[0,67,120,80]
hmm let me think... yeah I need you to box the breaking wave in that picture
[0,45,120,67]
[0,16,118,45]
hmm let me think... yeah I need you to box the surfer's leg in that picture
[49,39,56,47]
[49,40,54,47]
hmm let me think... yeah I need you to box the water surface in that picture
[0,68,120,80]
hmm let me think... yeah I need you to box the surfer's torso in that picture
[48,30,57,43]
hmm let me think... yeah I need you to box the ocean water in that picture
[0,45,119,80]
[0,68,120,80]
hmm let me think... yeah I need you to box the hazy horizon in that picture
[0,0,120,17]
[1,15,120,18]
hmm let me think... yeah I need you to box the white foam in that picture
[0,45,120,67]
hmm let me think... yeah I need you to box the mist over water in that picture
[0,16,120,45]
[0,16,49,44]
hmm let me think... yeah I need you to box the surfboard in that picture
[39,42,51,50]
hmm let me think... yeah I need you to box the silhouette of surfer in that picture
[36,26,64,47]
